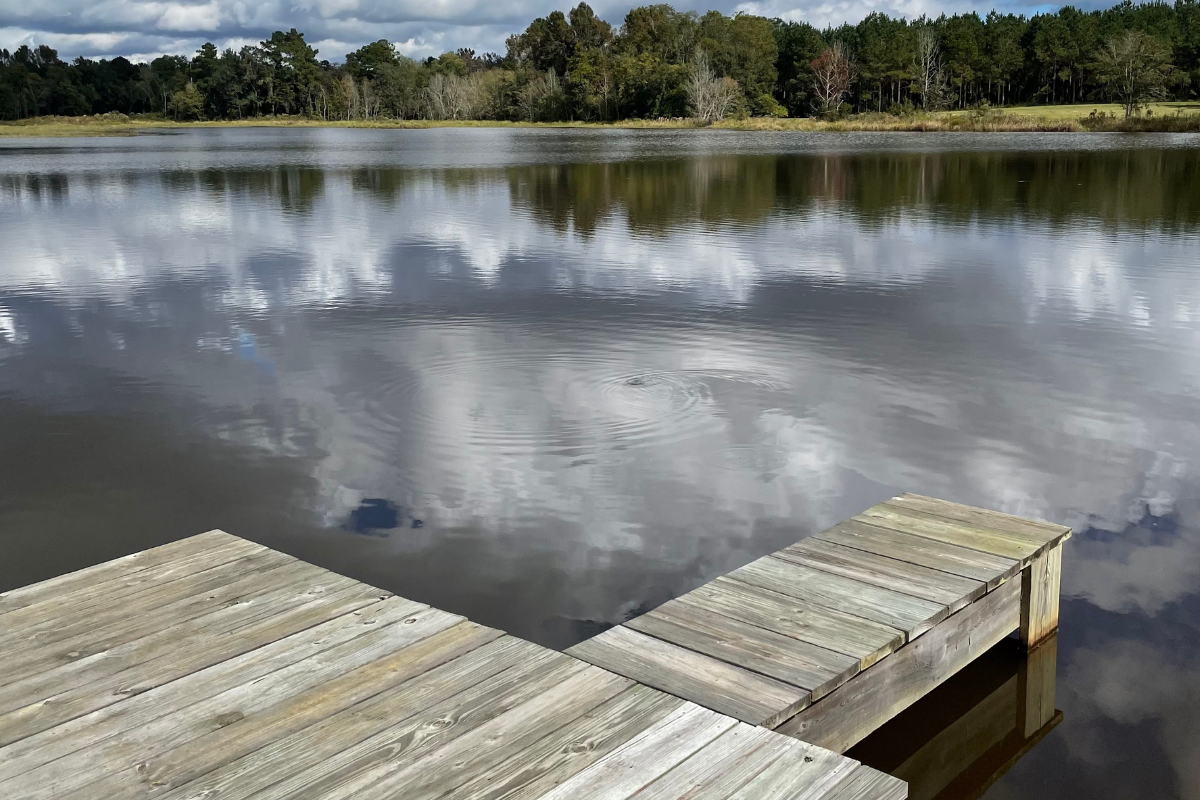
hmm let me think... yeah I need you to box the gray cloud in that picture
[2,0,1081,62]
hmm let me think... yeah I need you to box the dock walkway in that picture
[0,531,903,800]
[567,494,1070,753]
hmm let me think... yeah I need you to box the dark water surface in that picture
[2,128,1199,797]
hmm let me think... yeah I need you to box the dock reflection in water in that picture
[850,634,1060,800]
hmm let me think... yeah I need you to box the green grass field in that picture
[1000,101,1200,120]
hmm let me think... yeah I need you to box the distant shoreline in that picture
[3,104,1199,138]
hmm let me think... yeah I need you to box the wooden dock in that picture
[567,494,1070,753]
[0,531,903,800]
[0,494,1068,799]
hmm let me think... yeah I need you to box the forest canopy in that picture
[2,0,1198,123]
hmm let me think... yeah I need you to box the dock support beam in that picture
[1019,543,1062,650]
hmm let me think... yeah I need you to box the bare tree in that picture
[426,73,478,120]
[687,49,739,124]
[911,26,948,111]
[361,79,381,119]
[1094,30,1173,118]
[810,41,857,116]
[340,73,360,119]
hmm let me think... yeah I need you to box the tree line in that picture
[2,0,1198,123]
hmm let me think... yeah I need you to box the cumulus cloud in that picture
[0,0,1101,62]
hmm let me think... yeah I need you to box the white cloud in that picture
[157,1,222,31]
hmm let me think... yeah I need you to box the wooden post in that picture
[1020,543,1062,650]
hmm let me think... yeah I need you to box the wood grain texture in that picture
[626,601,858,697]
[678,578,904,670]
[777,538,985,612]
[0,577,385,746]
[815,520,1019,589]
[626,723,786,800]
[532,704,736,800]
[775,578,1021,753]
[1020,544,1062,650]
[64,621,504,800]
[152,637,559,800]
[855,506,1042,563]
[886,494,1069,543]
[4,601,452,800]
[731,556,948,639]
[0,531,245,617]
[567,625,809,727]
[819,766,908,800]
[451,684,684,800]
[724,738,860,800]
[296,665,634,800]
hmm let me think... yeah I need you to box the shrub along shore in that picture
[2,104,1199,137]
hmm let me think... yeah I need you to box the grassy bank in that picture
[3,105,1199,138]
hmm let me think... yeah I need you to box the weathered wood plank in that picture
[0,543,288,655]
[530,704,737,800]
[855,507,1041,563]
[627,602,858,698]
[731,556,948,640]
[1020,544,1062,650]
[0,576,386,745]
[451,685,685,800]
[723,737,860,800]
[886,494,1069,543]
[677,578,903,670]
[60,621,505,800]
[777,538,985,613]
[625,722,786,800]
[288,665,634,800]
[815,521,1018,590]
[0,531,246,618]
[819,766,908,800]
[0,597,423,786]
[775,578,1021,753]
[4,601,455,800]
[0,558,352,694]
[216,651,591,800]
[152,637,560,800]
[567,626,809,728]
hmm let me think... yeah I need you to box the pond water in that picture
[2,127,1199,798]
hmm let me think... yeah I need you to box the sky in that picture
[0,0,1076,64]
